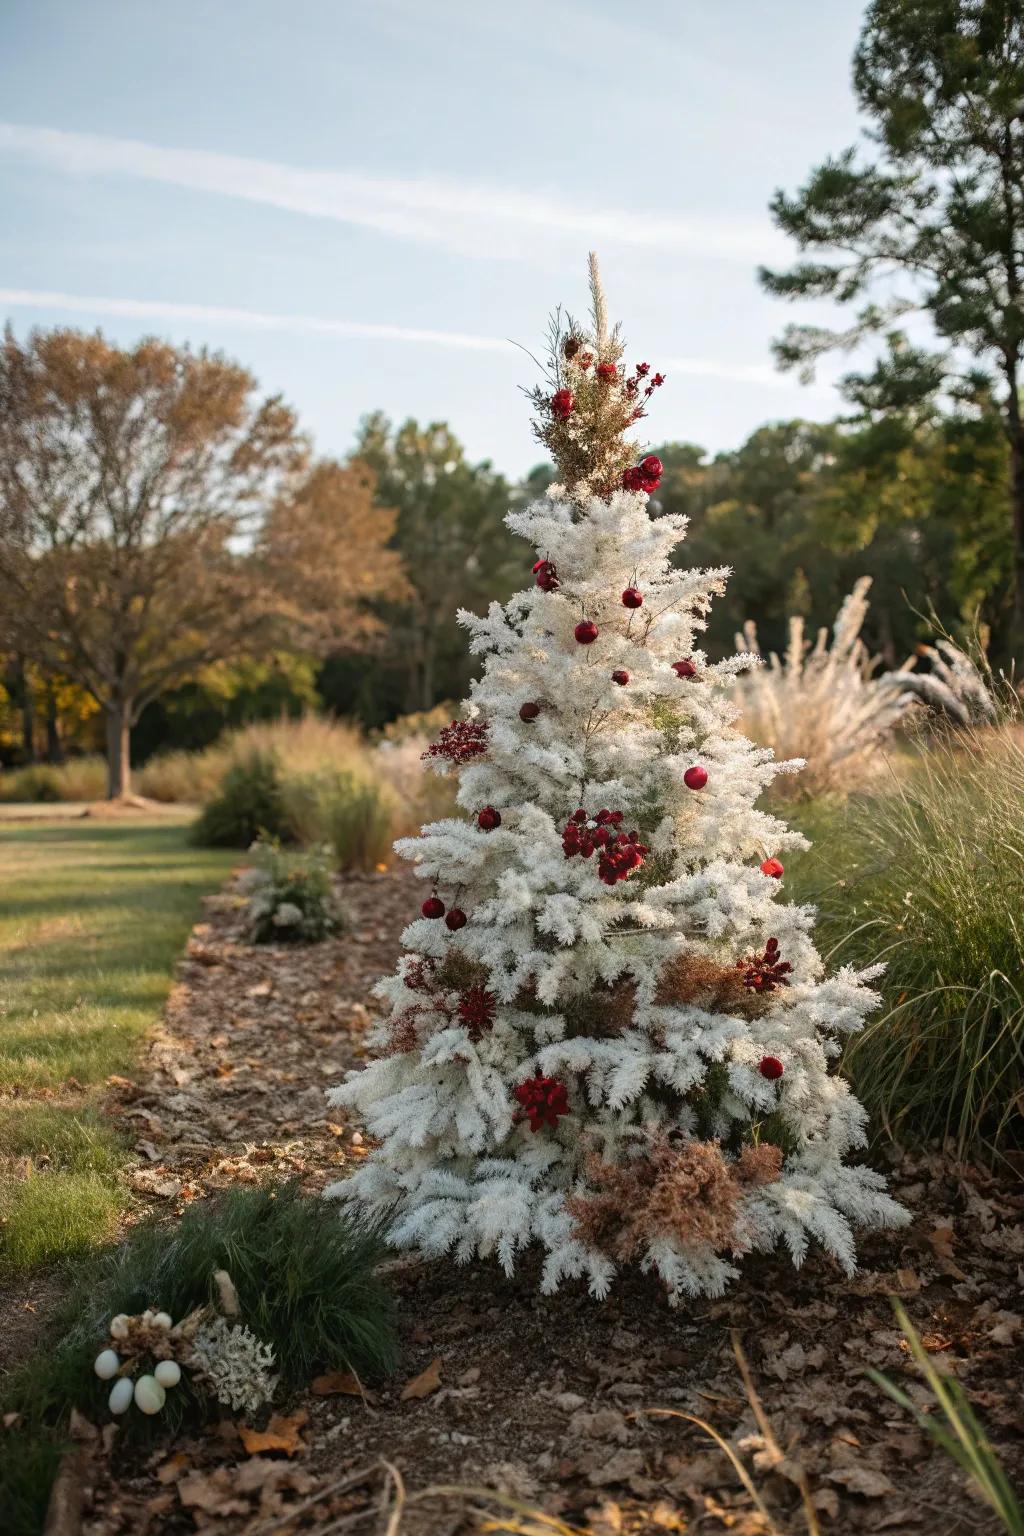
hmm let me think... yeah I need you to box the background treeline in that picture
[1,388,1011,770]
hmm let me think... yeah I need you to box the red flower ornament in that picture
[551,388,574,420]
[514,1074,570,1132]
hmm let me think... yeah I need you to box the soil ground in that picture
[9,869,1023,1535]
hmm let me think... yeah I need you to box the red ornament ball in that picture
[478,806,502,831]
[621,587,643,609]
[760,857,784,879]
[640,454,663,486]
[519,700,541,721]
[672,658,698,679]
[421,896,445,919]
[611,669,630,686]
[551,388,574,420]
[758,1055,785,1081]
[684,765,708,790]
[575,619,599,645]
[532,558,559,592]
[596,361,618,382]
[445,908,468,931]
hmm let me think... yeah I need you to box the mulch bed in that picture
[43,872,1024,1534]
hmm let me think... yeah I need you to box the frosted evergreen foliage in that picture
[328,259,908,1302]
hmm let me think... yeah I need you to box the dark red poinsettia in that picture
[562,808,648,884]
[422,719,489,764]
[514,1074,570,1132]
[458,985,496,1042]
[738,938,793,994]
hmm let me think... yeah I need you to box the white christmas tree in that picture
[328,259,908,1302]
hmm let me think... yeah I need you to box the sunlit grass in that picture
[0,820,233,1271]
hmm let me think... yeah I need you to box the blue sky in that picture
[0,0,868,477]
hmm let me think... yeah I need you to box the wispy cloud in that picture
[0,122,787,264]
[0,287,820,392]
[0,288,514,353]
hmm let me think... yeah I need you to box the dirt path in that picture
[77,872,1024,1535]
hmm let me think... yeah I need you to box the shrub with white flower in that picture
[244,837,341,944]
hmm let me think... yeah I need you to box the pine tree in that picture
[329,260,908,1303]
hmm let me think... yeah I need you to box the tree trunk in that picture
[104,702,132,799]
[45,682,63,764]
[17,656,36,763]
[1005,370,1024,664]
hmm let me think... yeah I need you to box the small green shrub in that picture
[0,757,108,803]
[191,748,287,848]
[0,764,61,802]
[244,838,342,944]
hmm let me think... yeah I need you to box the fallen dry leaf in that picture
[177,1469,250,1516]
[400,1357,442,1400]
[155,1451,190,1485]
[827,1465,896,1497]
[927,1223,968,1280]
[310,1369,368,1398]
[238,1410,308,1457]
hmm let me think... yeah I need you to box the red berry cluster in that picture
[622,454,664,494]
[457,985,496,1042]
[533,558,560,592]
[738,938,793,994]
[626,361,666,399]
[562,808,648,885]
[514,1074,570,1132]
[422,719,489,764]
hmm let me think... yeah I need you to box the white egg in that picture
[109,1315,130,1341]
[108,1377,134,1415]
[151,1311,173,1330]
[153,1360,181,1388]
[133,1375,166,1415]
[93,1349,120,1380]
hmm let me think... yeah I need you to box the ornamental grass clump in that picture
[799,724,1024,1161]
[732,577,917,800]
[1,1186,396,1480]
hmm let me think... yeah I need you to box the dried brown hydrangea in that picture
[567,1136,782,1261]
[655,950,768,1020]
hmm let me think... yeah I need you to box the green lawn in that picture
[0,819,234,1270]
